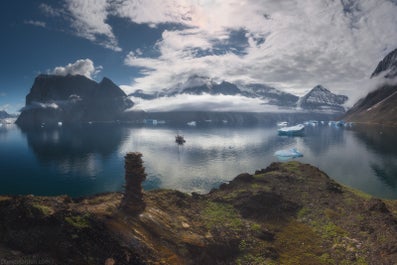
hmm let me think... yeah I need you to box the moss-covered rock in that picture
[0,162,396,264]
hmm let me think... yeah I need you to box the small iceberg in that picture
[277,124,305,136]
[274,148,303,160]
[187,121,197,126]
[277,121,288,127]
[304,120,318,126]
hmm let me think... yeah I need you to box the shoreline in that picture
[1,161,397,264]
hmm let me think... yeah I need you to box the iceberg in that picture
[187,121,197,126]
[274,148,303,160]
[277,121,288,127]
[277,124,305,136]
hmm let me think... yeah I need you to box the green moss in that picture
[32,203,53,216]
[250,223,262,232]
[356,256,368,265]
[236,254,267,265]
[202,202,243,230]
[343,186,372,200]
[319,253,335,264]
[65,214,91,229]
[238,239,248,251]
[297,207,311,220]
[253,173,266,179]
[322,222,347,239]
[324,208,340,219]
[275,220,326,265]
[282,161,301,174]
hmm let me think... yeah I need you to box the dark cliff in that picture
[344,49,397,126]
[371,48,397,79]
[16,74,133,127]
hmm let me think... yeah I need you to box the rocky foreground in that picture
[1,158,397,265]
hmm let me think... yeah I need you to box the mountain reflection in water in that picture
[0,123,396,198]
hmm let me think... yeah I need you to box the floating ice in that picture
[277,121,288,127]
[187,121,197,126]
[274,148,303,160]
[277,124,305,136]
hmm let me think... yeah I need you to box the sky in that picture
[1,0,397,113]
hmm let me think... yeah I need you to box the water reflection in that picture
[1,123,396,198]
[351,125,397,190]
[22,124,127,176]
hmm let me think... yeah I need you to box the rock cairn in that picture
[120,152,146,214]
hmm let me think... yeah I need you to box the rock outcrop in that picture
[344,49,397,126]
[119,152,146,214]
[1,161,397,264]
[371,48,397,78]
[16,74,133,127]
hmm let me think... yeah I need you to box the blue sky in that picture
[1,0,397,113]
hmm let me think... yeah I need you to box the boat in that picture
[277,124,305,136]
[175,134,186,144]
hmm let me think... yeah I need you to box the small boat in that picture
[277,124,305,136]
[175,134,186,144]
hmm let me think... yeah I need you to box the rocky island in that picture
[0,154,396,265]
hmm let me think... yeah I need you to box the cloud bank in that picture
[129,94,290,113]
[50,59,102,79]
[43,0,397,100]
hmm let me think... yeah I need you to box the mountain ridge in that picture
[344,48,397,126]
[16,74,133,127]
[129,76,347,113]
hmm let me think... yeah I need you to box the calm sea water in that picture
[0,122,396,198]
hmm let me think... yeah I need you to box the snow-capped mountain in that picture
[130,75,348,112]
[299,85,348,113]
[0,110,13,119]
[130,75,299,107]
[239,84,299,107]
[371,48,397,78]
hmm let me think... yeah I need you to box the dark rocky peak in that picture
[98,77,127,97]
[16,74,133,127]
[300,85,348,112]
[26,74,128,105]
[371,48,397,78]
[184,74,212,87]
[26,74,98,105]
[0,110,13,119]
[211,81,241,95]
[181,80,241,95]
[310,85,330,93]
[303,85,347,104]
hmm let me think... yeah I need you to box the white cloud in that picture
[40,3,63,17]
[50,58,102,79]
[24,20,46,28]
[128,94,289,112]
[120,0,397,102]
[43,0,397,103]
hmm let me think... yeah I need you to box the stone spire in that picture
[119,152,146,214]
